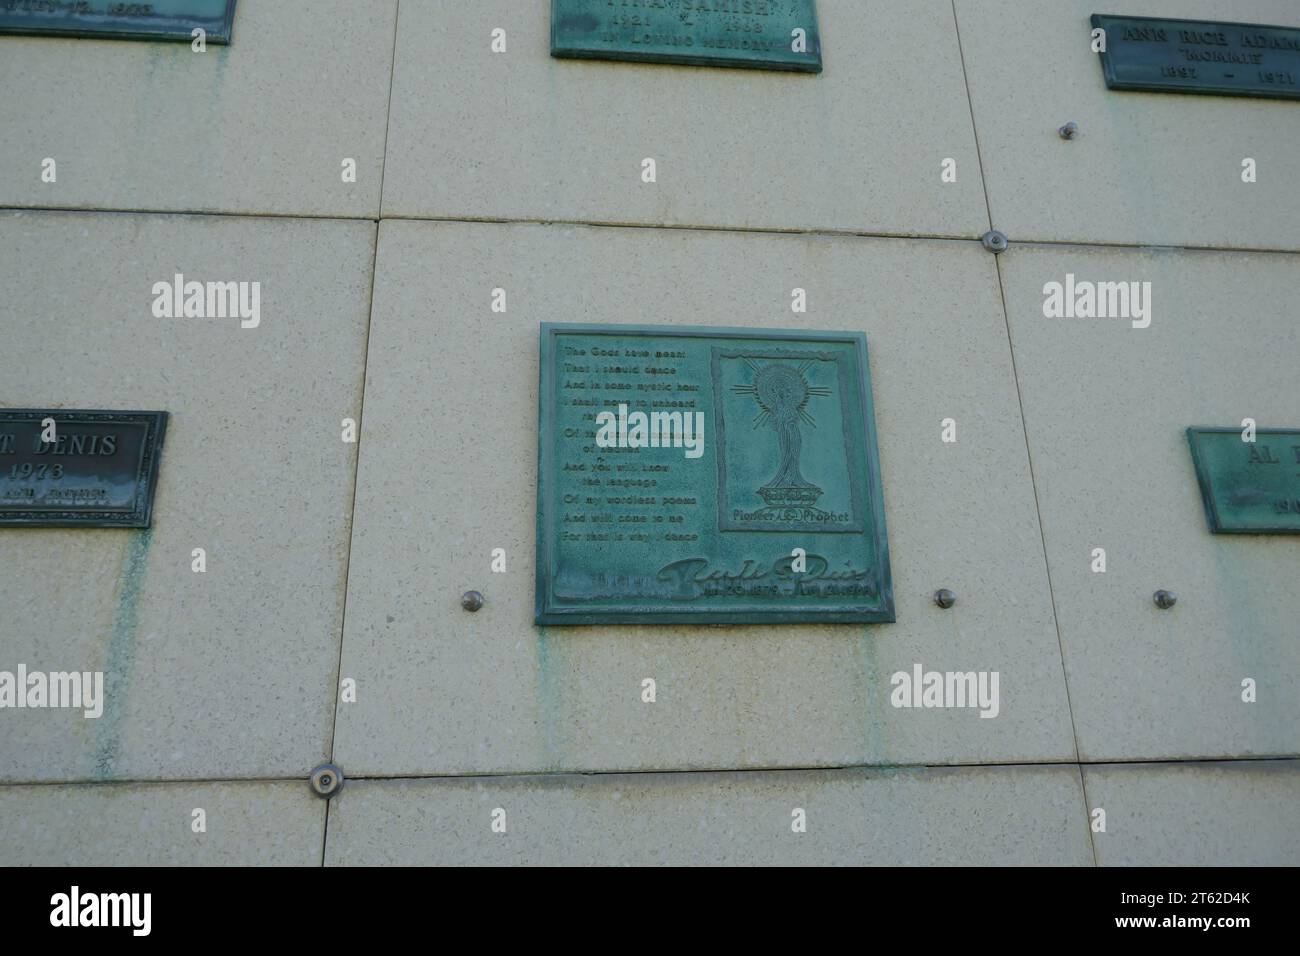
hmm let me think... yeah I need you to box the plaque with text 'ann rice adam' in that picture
[536,324,892,625]
[1092,14,1300,100]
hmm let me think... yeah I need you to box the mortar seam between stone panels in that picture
[6,205,1300,256]
[369,221,1300,256]
[4,753,1297,789]
[949,0,993,234]
[376,0,402,219]
[992,249,1097,864]
[1075,762,1099,866]
[952,0,1096,866]
[316,0,401,870]
[316,221,375,867]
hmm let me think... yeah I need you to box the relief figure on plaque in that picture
[715,347,861,532]
[731,359,831,508]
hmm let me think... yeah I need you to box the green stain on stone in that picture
[535,625,565,770]
[855,626,886,759]
[92,528,152,780]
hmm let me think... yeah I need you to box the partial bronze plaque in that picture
[1092,14,1300,100]
[0,0,236,44]
[1187,427,1300,534]
[0,410,167,528]
[552,0,822,73]
[536,324,892,625]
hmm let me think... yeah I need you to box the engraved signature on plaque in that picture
[536,324,892,625]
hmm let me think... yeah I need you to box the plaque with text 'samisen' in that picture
[1187,427,1300,534]
[536,324,892,625]
[552,0,822,73]
[0,410,167,528]
[0,0,236,44]
[1092,14,1300,100]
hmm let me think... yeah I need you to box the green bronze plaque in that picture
[536,324,892,625]
[0,0,236,44]
[1092,14,1300,100]
[551,0,822,73]
[0,409,167,528]
[1187,427,1300,534]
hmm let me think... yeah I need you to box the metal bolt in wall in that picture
[1154,590,1177,610]
[310,763,344,798]
[981,230,1008,254]
[461,590,484,612]
[934,589,957,609]
[1058,121,1079,140]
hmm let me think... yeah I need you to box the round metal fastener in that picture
[461,590,485,612]
[934,589,957,609]
[1058,121,1079,140]
[981,230,1009,254]
[310,763,344,798]
[1154,590,1177,610]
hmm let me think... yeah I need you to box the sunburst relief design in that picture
[730,359,833,508]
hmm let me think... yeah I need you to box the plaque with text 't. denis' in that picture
[552,0,822,73]
[536,324,892,625]
[0,410,167,529]
[0,0,236,44]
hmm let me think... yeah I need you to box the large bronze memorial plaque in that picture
[536,324,892,625]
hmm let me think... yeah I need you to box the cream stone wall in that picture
[1,0,1296,865]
